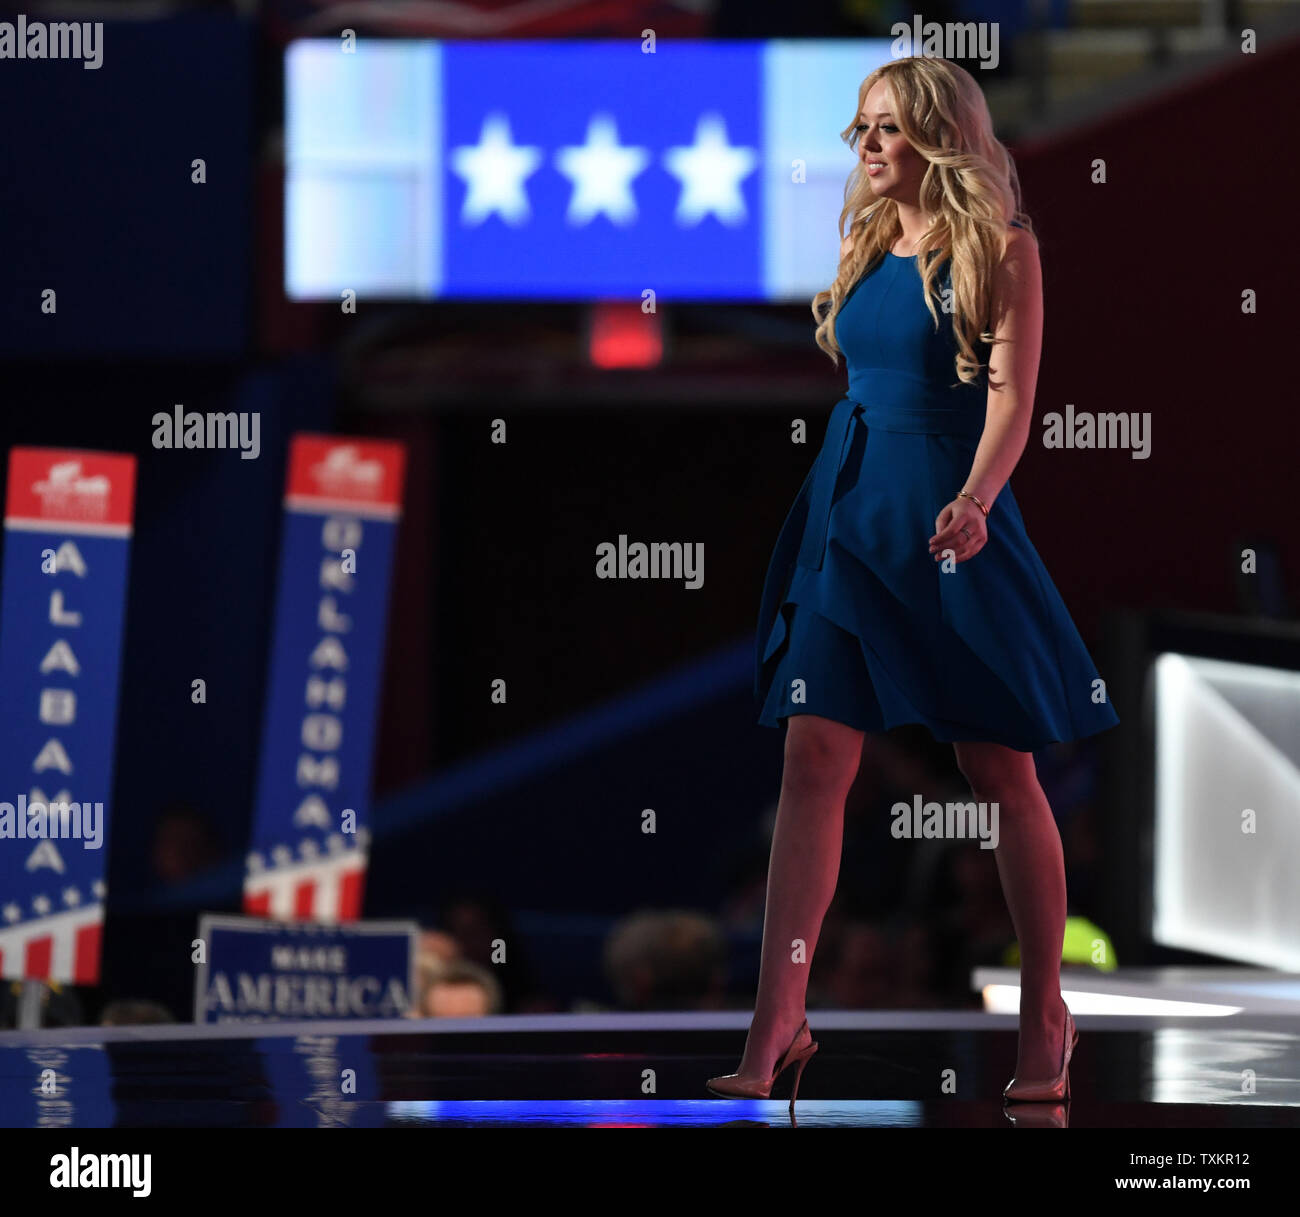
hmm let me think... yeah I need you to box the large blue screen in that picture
[285,39,897,303]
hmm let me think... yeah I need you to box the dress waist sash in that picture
[796,373,985,571]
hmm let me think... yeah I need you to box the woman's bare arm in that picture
[928,227,1043,562]
[959,228,1044,510]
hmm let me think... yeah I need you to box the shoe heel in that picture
[787,1044,818,1112]
[1065,1018,1078,1102]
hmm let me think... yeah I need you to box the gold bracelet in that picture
[958,490,990,517]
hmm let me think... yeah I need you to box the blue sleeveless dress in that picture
[755,236,1120,751]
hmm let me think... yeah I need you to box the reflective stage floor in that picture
[2,1006,1298,1128]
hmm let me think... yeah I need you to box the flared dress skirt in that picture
[754,373,1120,753]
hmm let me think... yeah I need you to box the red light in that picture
[588,301,663,369]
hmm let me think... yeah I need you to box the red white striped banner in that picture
[242,842,367,923]
[0,902,104,982]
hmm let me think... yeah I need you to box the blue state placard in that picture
[245,436,406,923]
[0,448,136,983]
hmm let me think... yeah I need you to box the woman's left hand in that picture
[929,498,987,563]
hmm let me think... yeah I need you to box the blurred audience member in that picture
[894,921,937,1006]
[604,909,726,1010]
[150,801,222,886]
[1034,739,1104,912]
[810,918,897,1009]
[433,894,550,1011]
[418,928,461,964]
[100,999,175,1026]
[718,800,778,932]
[410,956,503,1017]
[925,842,1016,1003]
[808,909,938,1009]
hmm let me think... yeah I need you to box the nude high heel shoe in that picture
[707,1018,819,1112]
[1003,999,1077,1102]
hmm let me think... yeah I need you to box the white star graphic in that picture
[451,114,544,226]
[247,851,265,874]
[271,845,293,868]
[63,887,81,907]
[555,114,650,226]
[663,113,758,227]
[32,894,51,916]
[3,903,20,923]
[326,834,346,856]
[300,839,321,861]
[92,879,106,900]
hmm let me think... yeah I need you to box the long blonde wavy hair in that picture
[813,56,1034,386]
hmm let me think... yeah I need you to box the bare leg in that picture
[954,741,1068,1081]
[734,714,864,1080]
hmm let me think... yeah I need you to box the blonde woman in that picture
[708,56,1117,1110]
